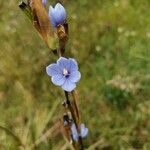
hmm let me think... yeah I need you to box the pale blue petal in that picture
[57,57,70,70]
[68,58,78,72]
[49,3,66,27]
[80,124,89,138]
[72,134,78,142]
[71,123,88,142]
[49,6,57,27]
[69,71,81,83]
[46,63,60,76]
[54,3,66,25]
[62,80,76,92]
[42,0,47,6]
[52,74,65,86]
[71,124,78,142]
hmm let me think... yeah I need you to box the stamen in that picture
[63,68,68,76]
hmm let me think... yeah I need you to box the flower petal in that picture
[62,80,76,92]
[69,71,81,83]
[42,0,47,6]
[54,3,66,25]
[71,123,78,142]
[46,63,60,76]
[49,6,57,27]
[80,124,88,138]
[68,58,78,72]
[57,57,70,70]
[52,74,65,86]
[49,3,66,27]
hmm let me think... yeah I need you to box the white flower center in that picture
[63,68,69,76]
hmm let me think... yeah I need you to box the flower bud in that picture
[71,123,89,142]
[49,3,67,27]
[42,0,47,6]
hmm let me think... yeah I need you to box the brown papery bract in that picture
[28,0,55,50]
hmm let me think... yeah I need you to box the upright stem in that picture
[57,25,84,150]
[64,91,84,150]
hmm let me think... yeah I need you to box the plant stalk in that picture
[64,91,84,150]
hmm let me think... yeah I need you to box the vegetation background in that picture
[0,0,150,149]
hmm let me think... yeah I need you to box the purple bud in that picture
[49,3,67,27]
[42,0,47,6]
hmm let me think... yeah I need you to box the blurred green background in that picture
[0,0,150,149]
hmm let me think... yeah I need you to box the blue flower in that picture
[46,57,81,92]
[49,3,67,27]
[42,0,47,6]
[71,123,89,142]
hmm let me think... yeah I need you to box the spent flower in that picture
[71,123,89,142]
[46,57,81,92]
[49,3,67,27]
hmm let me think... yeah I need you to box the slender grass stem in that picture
[0,125,25,148]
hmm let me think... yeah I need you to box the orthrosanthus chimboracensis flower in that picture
[71,123,89,142]
[42,0,47,6]
[46,57,81,92]
[49,3,67,27]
